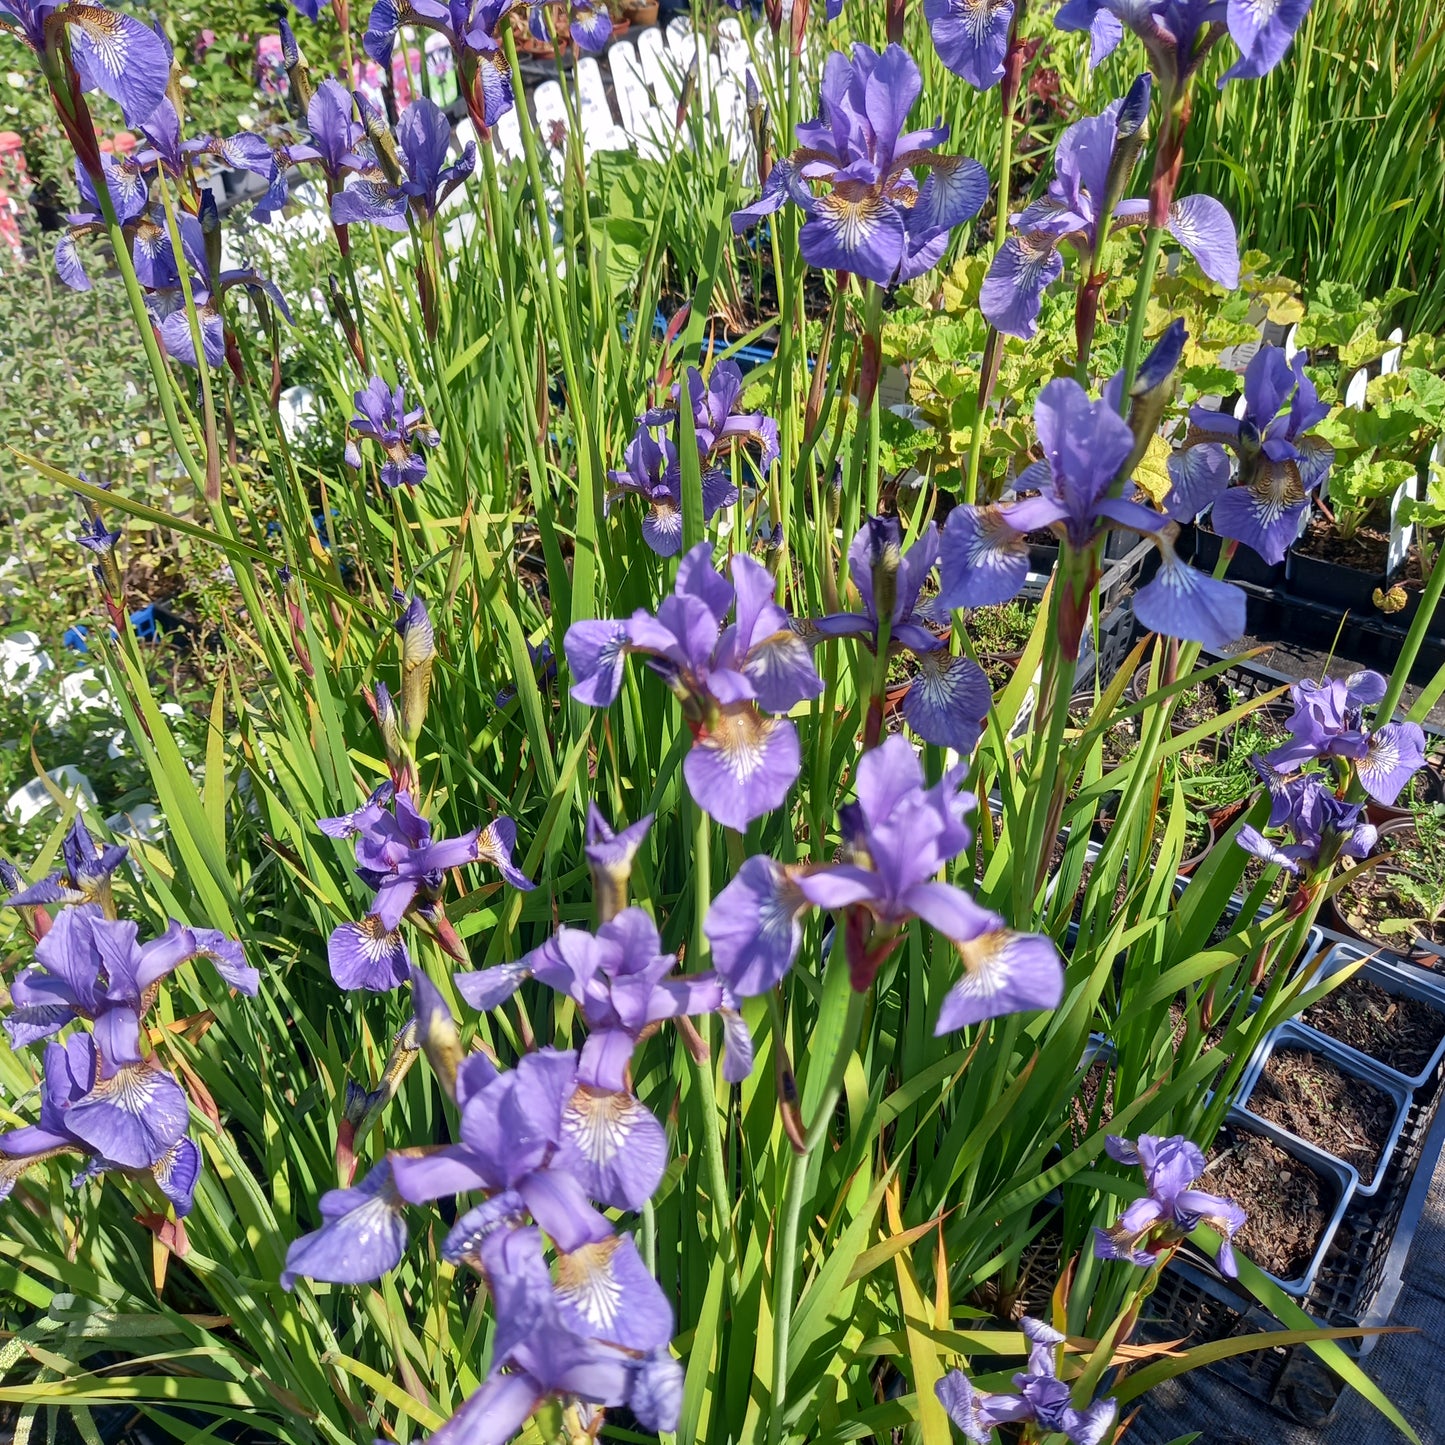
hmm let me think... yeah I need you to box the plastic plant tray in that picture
[1294,940,1445,1093]
[1140,1062,1445,1426]
[1235,1020,1411,1199]
[1213,1106,1357,1299]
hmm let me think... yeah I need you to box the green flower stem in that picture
[963,29,1024,506]
[89,168,207,498]
[768,961,866,1445]
[1117,224,1166,407]
[690,802,735,1284]
[153,179,222,503]
[842,281,885,533]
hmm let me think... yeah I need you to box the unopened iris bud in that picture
[199,187,223,285]
[355,90,402,183]
[1101,73,1152,240]
[862,515,902,625]
[351,1018,422,1140]
[280,19,313,111]
[675,56,697,129]
[342,1079,374,1126]
[77,511,124,601]
[584,803,654,923]
[408,965,461,1098]
[1118,318,1186,477]
[396,595,435,743]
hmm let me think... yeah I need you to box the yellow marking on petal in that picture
[815,190,894,252]
[562,1085,637,1166]
[554,1236,625,1333]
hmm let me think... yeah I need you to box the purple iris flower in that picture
[1262,671,1427,808]
[924,0,1015,90]
[0,1033,201,1215]
[812,517,991,754]
[364,0,516,133]
[705,735,1063,1022]
[455,908,725,1091]
[427,1223,680,1443]
[386,1047,665,1244]
[5,816,127,910]
[53,154,164,293]
[286,78,367,181]
[134,97,278,190]
[937,344,1246,649]
[606,427,685,557]
[1095,1132,1246,1275]
[565,543,823,831]
[1,0,171,125]
[253,79,370,221]
[1056,0,1309,88]
[981,91,1238,339]
[731,43,988,287]
[1232,672,1423,873]
[530,0,612,54]
[133,209,291,370]
[331,95,475,230]
[4,904,258,1054]
[620,361,780,551]
[937,1317,1118,1445]
[1237,783,1376,877]
[343,376,439,489]
[1186,345,1333,564]
[319,784,533,992]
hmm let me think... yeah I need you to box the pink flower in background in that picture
[257,33,288,95]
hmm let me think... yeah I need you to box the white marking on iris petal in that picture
[913,653,967,716]
[959,931,1011,992]
[961,0,1008,35]
[563,1086,635,1166]
[95,1065,160,1115]
[1247,464,1306,528]
[969,506,1028,569]
[554,1237,625,1332]
[357,915,404,962]
[340,1192,405,1252]
[73,9,130,77]
[703,708,775,784]
[756,869,805,943]
[1360,735,1400,788]
[816,192,889,252]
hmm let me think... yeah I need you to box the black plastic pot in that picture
[1026,538,1059,575]
[1285,549,1386,612]
[1400,582,1445,641]
[1192,524,1285,587]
